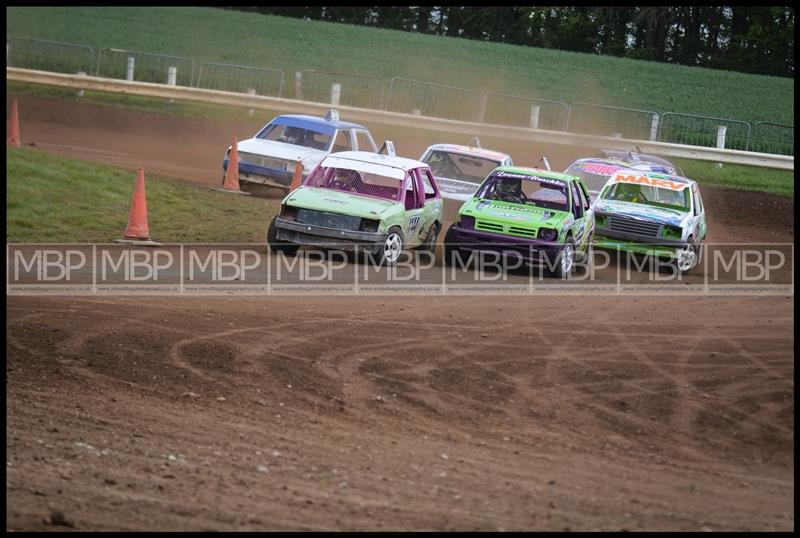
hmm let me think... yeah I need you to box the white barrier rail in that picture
[7,67,794,171]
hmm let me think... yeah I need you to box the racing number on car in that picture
[408,215,420,234]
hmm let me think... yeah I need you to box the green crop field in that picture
[6,6,794,126]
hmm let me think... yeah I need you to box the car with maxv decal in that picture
[222,109,378,193]
[593,170,707,273]
[268,149,444,265]
[443,166,594,278]
[419,138,513,201]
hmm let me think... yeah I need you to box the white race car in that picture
[223,109,378,192]
[419,138,513,201]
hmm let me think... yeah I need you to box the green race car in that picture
[268,150,444,265]
[443,166,594,277]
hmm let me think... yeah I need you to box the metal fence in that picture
[385,77,482,121]
[751,122,794,156]
[659,113,752,151]
[6,37,94,75]
[480,93,569,131]
[196,62,284,97]
[5,36,793,157]
[96,48,195,87]
[297,70,385,109]
[567,102,660,141]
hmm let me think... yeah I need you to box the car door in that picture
[418,167,443,240]
[569,180,592,250]
[576,178,594,242]
[402,169,428,247]
[691,184,707,241]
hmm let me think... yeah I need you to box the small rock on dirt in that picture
[48,511,74,527]
[216,397,226,402]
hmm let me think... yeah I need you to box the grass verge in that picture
[673,158,793,198]
[7,146,279,243]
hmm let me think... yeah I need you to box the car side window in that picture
[331,130,353,153]
[571,182,584,218]
[354,130,377,152]
[419,169,438,200]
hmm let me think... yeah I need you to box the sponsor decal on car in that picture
[612,173,687,191]
[577,162,623,176]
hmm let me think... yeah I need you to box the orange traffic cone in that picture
[222,137,241,190]
[289,161,304,192]
[7,99,21,148]
[217,137,250,195]
[114,168,161,246]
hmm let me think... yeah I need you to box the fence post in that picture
[126,55,135,82]
[167,66,177,86]
[715,125,727,168]
[295,71,303,101]
[76,71,86,98]
[331,83,341,106]
[649,115,659,141]
[529,105,541,130]
[476,93,488,123]
[246,88,256,116]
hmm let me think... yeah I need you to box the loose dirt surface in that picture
[6,96,795,531]
[6,295,794,531]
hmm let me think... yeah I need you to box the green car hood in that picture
[461,198,570,228]
[283,187,400,219]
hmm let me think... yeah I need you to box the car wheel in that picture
[549,238,575,279]
[673,238,701,274]
[267,217,299,256]
[373,227,404,266]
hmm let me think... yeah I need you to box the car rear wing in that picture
[378,140,396,157]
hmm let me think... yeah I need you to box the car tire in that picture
[267,217,299,256]
[548,237,576,279]
[372,227,404,266]
[419,222,440,252]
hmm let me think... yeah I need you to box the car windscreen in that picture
[476,173,569,212]
[601,182,690,211]
[305,166,403,201]
[257,123,332,151]
[423,150,500,184]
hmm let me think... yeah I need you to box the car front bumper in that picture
[593,227,688,258]
[447,225,565,265]
[223,159,295,187]
[273,217,387,251]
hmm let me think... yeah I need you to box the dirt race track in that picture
[6,96,796,531]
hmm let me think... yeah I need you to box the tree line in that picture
[223,6,794,78]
